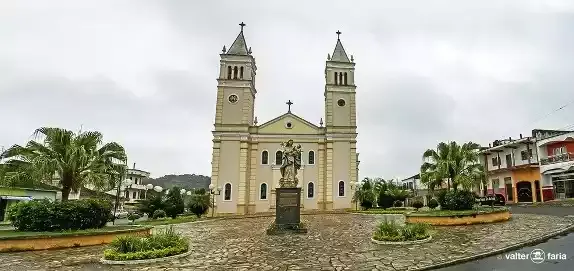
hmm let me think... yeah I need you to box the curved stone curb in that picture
[371,235,432,245]
[99,250,192,265]
[412,222,574,271]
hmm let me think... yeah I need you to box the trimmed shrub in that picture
[393,200,403,207]
[442,190,476,211]
[436,190,448,208]
[104,226,188,261]
[187,192,211,218]
[164,187,185,219]
[7,199,111,232]
[152,209,166,219]
[428,198,439,209]
[373,220,431,242]
[412,200,424,210]
[137,194,164,217]
[377,191,394,209]
[127,212,141,223]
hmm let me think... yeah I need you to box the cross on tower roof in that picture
[239,22,246,31]
[286,100,293,112]
[336,30,342,40]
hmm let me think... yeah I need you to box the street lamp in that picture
[154,186,163,193]
[186,191,192,196]
[209,184,222,217]
[180,189,187,195]
[350,181,358,210]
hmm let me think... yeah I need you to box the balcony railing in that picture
[540,153,574,165]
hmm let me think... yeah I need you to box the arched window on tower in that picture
[338,181,345,197]
[261,150,269,165]
[227,66,232,79]
[260,183,267,200]
[334,72,338,85]
[344,72,348,85]
[275,151,283,165]
[339,72,343,85]
[224,183,232,201]
[233,66,238,79]
[240,66,244,79]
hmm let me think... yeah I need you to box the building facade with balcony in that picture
[535,130,574,200]
[121,166,151,204]
[479,134,542,203]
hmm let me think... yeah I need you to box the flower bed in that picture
[406,207,510,225]
[371,220,432,245]
[102,226,189,263]
[0,226,151,252]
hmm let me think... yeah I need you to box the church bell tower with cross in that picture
[324,30,358,209]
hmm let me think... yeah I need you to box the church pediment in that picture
[257,113,321,134]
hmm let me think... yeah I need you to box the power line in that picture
[525,98,574,128]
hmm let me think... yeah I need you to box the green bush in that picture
[393,200,403,207]
[436,190,447,208]
[7,199,111,232]
[152,209,166,219]
[104,226,188,261]
[373,220,431,242]
[137,194,164,217]
[127,212,141,223]
[412,200,424,210]
[442,190,476,210]
[164,187,185,219]
[187,192,211,218]
[428,198,439,209]
[377,191,394,209]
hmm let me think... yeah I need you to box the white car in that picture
[114,211,129,219]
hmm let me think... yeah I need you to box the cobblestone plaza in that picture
[0,213,572,271]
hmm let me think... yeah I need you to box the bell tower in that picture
[211,23,257,215]
[324,30,358,210]
[214,22,257,130]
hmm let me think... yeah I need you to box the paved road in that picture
[438,205,574,271]
[508,205,574,217]
[438,232,574,271]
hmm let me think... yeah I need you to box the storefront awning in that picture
[0,196,32,201]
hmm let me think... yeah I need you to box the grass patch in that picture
[407,207,509,217]
[373,220,431,242]
[137,215,203,226]
[0,225,147,240]
[353,210,410,214]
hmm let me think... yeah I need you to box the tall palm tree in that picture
[0,127,127,200]
[420,141,482,191]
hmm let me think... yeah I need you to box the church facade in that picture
[210,23,359,215]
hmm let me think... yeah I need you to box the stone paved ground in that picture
[0,213,572,271]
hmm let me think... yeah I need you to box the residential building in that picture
[210,24,359,215]
[535,129,574,200]
[0,187,57,221]
[121,165,151,204]
[479,133,541,203]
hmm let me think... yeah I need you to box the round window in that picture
[285,121,293,129]
[228,94,238,104]
[337,99,346,107]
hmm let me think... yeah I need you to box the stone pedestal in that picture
[267,187,307,235]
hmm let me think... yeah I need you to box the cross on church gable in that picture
[286,100,293,112]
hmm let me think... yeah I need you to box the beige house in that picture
[210,24,359,215]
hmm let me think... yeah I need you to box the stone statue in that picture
[279,139,302,188]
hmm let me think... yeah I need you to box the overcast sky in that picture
[1,1,573,180]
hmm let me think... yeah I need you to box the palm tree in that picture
[0,127,127,200]
[421,141,482,191]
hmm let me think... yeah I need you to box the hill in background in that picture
[144,174,210,191]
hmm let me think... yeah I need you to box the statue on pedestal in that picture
[279,139,302,188]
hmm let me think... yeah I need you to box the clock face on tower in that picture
[228,94,238,104]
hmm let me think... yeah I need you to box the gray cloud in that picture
[1,0,574,180]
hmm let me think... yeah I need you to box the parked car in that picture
[477,193,506,206]
[114,210,129,219]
